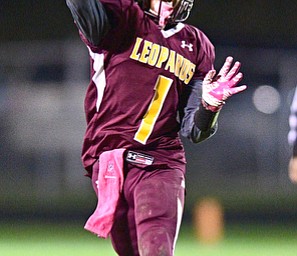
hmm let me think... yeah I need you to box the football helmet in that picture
[137,0,194,24]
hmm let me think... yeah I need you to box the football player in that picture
[65,0,247,255]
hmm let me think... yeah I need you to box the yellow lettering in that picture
[130,37,196,85]
[184,63,196,84]
[174,53,184,77]
[164,50,176,73]
[130,37,143,61]
[139,40,152,63]
[148,44,161,66]
[179,59,191,81]
[156,46,169,68]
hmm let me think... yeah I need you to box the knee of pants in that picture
[134,178,184,225]
[138,227,173,256]
[134,179,183,256]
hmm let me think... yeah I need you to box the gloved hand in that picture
[202,56,247,112]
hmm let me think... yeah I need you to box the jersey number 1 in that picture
[134,75,173,144]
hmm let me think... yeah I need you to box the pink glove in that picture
[202,56,247,112]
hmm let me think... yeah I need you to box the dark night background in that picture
[1,1,297,48]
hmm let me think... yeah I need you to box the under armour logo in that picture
[181,41,193,52]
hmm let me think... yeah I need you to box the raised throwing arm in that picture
[66,0,111,46]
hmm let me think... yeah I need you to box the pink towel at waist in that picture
[84,148,125,238]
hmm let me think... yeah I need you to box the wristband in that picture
[201,99,223,113]
[194,102,220,131]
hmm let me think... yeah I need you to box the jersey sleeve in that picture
[66,0,140,51]
[193,28,215,80]
[66,0,111,46]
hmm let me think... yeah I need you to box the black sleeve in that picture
[179,79,219,143]
[66,0,110,46]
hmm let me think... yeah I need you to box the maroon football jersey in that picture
[79,0,215,173]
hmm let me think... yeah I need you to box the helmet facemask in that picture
[169,0,194,23]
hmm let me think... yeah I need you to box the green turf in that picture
[1,221,297,256]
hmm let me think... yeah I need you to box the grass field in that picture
[1,220,297,256]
